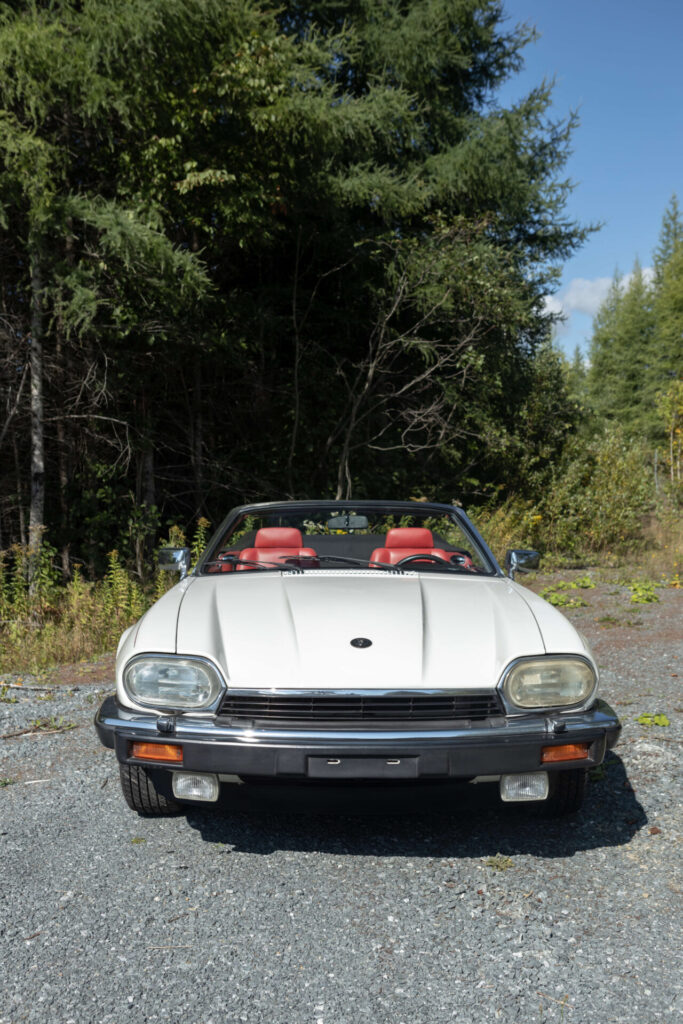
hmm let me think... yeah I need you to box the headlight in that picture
[502,656,596,710]
[123,657,224,710]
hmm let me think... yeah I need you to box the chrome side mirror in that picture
[158,547,192,579]
[505,548,540,581]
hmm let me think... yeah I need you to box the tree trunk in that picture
[56,411,70,577]
[28,243,45,584]
[56,220,75,577]
[192,360,203,515]
[136,430,155,579]
[13,432,26,546]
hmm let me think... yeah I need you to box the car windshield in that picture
[200,505,495,576]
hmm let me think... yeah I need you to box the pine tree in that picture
[652,237,683,387]
[587,263,657,439]
[653,194,683,285]
[0,0,594,558]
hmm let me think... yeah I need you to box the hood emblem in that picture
[350,637,372,648]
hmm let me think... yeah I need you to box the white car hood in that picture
[155,570,589,692]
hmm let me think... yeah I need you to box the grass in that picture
[0,550,162,675]
[30,716,77,733]
[485,853,514,872]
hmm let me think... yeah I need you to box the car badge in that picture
[350,637,372,648]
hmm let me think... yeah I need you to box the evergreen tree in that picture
[0,0,593,563]
[587,263,657,439]
[653,194,683,284]
[652,238,683,387]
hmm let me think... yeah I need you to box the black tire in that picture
[542,768,587,817]
[119,764,180,816]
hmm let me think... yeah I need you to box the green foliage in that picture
[485,853,513,872]
[536,429,652,554]
[656,379,683,495]
[191,517,211,563]
[539,574,595,608]
[587,263,658,441]
[586,198,683,456]
[626,581,660,604]
[30,716,76,733]
[0,0,593,556]
[653,195,683,283]
[635,713,670,727]
[0,530,187,672]
[3,0,675,578]
[472,428,654,562]
[539,584,588,609]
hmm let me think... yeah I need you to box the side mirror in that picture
[505,548,540,581]
[158,547,192,579]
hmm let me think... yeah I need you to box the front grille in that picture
[217,692,502,723]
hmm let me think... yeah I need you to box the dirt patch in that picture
[7,654,117,689]
[521,569,683,657]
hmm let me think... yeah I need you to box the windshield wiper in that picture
[297,554,404,573]
[203,555,304,574]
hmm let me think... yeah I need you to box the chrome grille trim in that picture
[217,689,503,723]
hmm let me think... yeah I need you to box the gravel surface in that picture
[0,582,681,1024]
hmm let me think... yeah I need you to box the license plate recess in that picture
[307,756,418,779]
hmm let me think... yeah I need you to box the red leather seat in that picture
[207,550,240,573]
[237,528,317,570]
[370,527,451,567]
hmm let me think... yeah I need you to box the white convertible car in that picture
[95,500,621,817]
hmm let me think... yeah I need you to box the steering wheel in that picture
[395,553,452,568]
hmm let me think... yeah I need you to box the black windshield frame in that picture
[195,501,501,577]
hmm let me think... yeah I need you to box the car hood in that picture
[160,571,587,691]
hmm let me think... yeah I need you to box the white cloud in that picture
[544,267,654,340]
[561,276,615,317]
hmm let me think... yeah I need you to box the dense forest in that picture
[0,0,680,586]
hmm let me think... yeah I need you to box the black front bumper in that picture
[95,696,621,780]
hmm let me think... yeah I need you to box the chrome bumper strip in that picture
[96,700,620,746]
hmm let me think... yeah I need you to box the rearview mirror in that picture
[326,514,369,531]
[158,547,192,579]
[505,548,540,581]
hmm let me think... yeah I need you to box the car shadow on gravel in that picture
[185,752,646,859]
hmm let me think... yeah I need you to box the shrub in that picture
[0,519,211,673]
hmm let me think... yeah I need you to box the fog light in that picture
[500,772,549,802]
[172,772,219,802]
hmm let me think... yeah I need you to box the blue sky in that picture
[496,0,683,355]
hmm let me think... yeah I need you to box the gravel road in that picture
[1,582,681,1024]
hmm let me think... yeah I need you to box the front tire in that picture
[119,764,180,816]
[543,768,587,816]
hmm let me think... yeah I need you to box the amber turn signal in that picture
[130,741,183,763]
[541,742,590,763]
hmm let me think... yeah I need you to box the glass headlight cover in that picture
[502,656,596,710]
[123,657,224,710]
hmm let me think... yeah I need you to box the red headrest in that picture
[384,527,434,548]
[253,527,304,549]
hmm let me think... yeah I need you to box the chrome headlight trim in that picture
[122,654,226,712]
[498,655,598,716]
